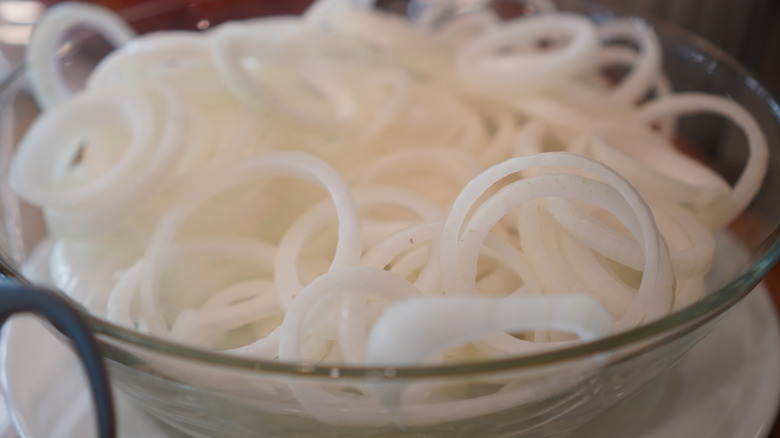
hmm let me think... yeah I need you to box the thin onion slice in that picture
[26,2,136,108]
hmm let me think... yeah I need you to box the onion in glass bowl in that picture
[0,0,778,437]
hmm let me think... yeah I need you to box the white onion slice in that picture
[139,152,361,335]
[26,2,136,108]
[598,19,661,104]
[588,121,731,208]
[638,93,769,230]
[11,91,154,209]
[366,294,611,366]
[457,13,598,97]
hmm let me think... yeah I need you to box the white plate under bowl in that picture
[0,285,778,438]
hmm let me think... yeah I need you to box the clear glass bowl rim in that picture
[1,0,779,380]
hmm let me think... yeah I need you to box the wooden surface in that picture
[763,264,780,438]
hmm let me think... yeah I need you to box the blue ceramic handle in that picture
[0,282,116,438]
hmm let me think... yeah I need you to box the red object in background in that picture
[39,0,313,13]
[39,0,315,33]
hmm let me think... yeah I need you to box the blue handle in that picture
[0,283,116,438]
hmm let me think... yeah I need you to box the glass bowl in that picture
[0,0,778,437]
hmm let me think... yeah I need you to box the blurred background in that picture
[597,0,780,97]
